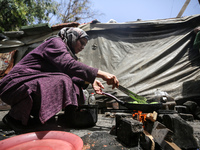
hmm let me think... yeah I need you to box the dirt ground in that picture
[0,110,140,150]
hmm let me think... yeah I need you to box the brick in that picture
[151,121,173,146]
[140,130,156,150]
[174,105,188,113]
[162,114,198,149]
[116,116,143,147]
[179,113,194,121]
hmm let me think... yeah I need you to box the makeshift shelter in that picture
[1,15,200,105]
[79,14,200,104]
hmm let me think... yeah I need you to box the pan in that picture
[103,92,162,113]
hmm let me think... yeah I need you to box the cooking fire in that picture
[112,102,199,150]
[132,110,147,125]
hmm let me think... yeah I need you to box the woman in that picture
[0,27,119,130]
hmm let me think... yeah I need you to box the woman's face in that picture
[73,38,88,54]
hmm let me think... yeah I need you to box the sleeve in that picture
[43,37,98,83]
[71,76,90,89]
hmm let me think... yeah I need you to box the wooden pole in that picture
[176,0,191,18]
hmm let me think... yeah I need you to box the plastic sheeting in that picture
[78,15,200,102]
[1,15,200,103]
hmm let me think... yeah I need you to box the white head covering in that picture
[57,27,89,60]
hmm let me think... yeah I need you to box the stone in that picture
[140,130,160,150]
[183,101,200,120]
[143,121,180,150]
[174,105,188,113]
[151,121,173,145]
[116,116,143,147]
[162,114,198,149]
[183,101,197,112]
[179,113,194,121]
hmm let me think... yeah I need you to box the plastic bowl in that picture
[0,131,83,150]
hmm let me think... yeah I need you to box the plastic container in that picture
[89,93,96,105]
[154,89,176,110]
[0,131,83,150]
[83,89,89,105]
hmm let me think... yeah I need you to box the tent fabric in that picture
[77,15,200,102]
[1,15,200,103]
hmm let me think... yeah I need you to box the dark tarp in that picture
[78,15,200,103]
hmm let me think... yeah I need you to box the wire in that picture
[170,0,174,18]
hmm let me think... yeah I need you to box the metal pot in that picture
[65,105,98,128]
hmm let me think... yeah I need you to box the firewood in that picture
[146,111,157,122]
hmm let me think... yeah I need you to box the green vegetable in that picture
[129,94,147,104]
[119,85,147,104]
[150,102,159,104]
[128,101,138,104]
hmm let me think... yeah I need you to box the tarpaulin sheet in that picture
[78,15,200,102]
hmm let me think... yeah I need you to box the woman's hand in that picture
[97,70,119,89]
[92,80,104,94]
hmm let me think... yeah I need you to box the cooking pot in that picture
[65,105,98,128]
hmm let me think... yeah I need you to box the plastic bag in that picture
[154,89,174,103]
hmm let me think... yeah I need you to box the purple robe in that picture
[0,37,98,125]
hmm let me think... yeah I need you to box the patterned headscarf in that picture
[58,27,89,60]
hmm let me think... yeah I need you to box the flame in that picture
[132,110,147,124]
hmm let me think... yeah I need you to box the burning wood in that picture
[132,111,158,124]
[114,112,184,149]
[132,111,147,124]
[146,111,158,122]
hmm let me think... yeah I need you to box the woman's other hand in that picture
[97,70,119,89]
[92,80,104,94]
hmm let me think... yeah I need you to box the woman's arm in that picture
[96,70,119,89]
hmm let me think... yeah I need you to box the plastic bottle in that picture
[89,93,96,105]
[83,89,89,105]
